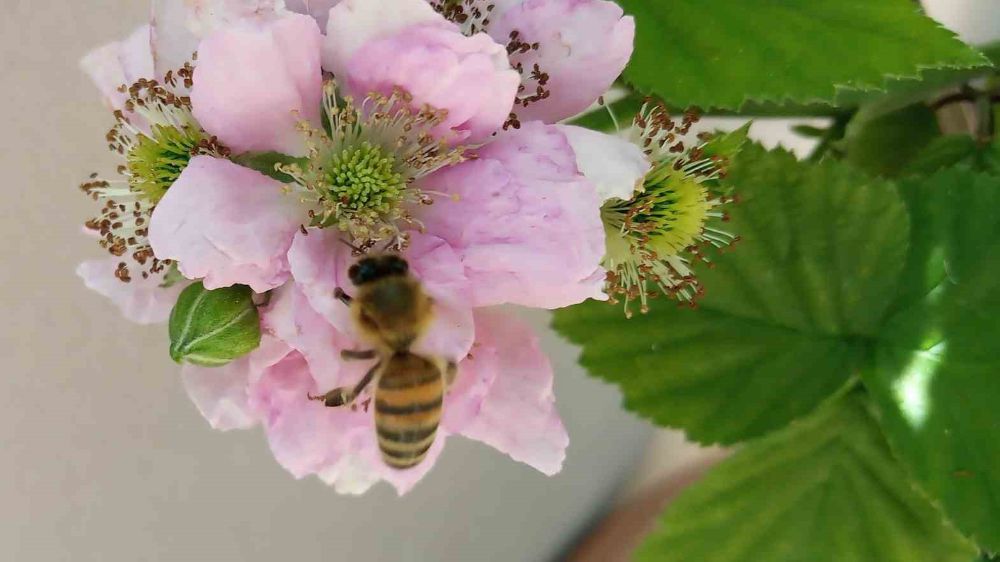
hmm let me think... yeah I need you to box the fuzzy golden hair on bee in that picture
[339,253,434,354]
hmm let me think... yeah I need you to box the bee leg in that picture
[334,288,352,306]
[308,361,380,408]
[307,386,353,408]
[341,349,377,361]
[445,361,458,388]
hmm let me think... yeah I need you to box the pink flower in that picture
[290,0,636,124]
[80,0,646,492]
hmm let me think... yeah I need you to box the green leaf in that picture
[567,94,838,131]
[700,122,751,163]
[839,39,1000,107]
[168,282,261,367]
[864,168,1000,551]
[905,136,982,176]
[636,394,977,562]
[231,151,306,183]
[553,146,909,444]
[843,104,940,177]
[619,0,989,110]
[904,136,1000,176]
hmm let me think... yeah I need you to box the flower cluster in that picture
[76,0,734,494]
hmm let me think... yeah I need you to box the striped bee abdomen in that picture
[374,353,444,470]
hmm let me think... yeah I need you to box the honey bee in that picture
[309,254,456,470]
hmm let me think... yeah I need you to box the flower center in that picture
[602,102,743,316]
[82,68,226,283]
[127,124,205,202]
[608,164,713,257]
[322,141,406,218]
[281,81,466,247]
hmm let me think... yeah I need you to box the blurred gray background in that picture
[0,1,994,560]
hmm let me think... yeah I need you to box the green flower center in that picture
[127,124,204,203]
[322,141,405,218]
[279,81,465,246]
[627,162,712,255]
[601,161,719,315]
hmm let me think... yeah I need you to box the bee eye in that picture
[389,257,409,275]
[349,260,378,285]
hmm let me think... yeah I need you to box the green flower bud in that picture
[168,282,261,367]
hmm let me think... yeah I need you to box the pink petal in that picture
[151,0,286,80]
[190,13,323,155]
[419,122,607,308]
[76,258,189,325]
[287,228,475,361]
[248,350,445,495]
[148,156,305,292]
[80,25,154,112]
[402,234,475,360]
[262,282,361,390]
[248,352,355,478]
[322,0,440,66]
[440,344,496,436]
[284,228,356,334]
[449,310,568,475]
[324,0,519,143]
[557,124,650,201]
[285,0,342,30]
[489,0,634,122]
[180,335,291,431]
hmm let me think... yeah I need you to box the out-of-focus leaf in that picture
[635,394,977,562]
[844,104,940,177]
[866,168,1000,552]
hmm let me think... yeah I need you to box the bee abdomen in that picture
[377,427,438,469]
[375,377,443,470]
[375,420,439,469]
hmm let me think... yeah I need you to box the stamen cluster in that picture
[603,101,740,316]
[506,31,551,114]
[82,68,227,283]
[279,81,466,248]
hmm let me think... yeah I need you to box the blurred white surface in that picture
[925,0,1000,45]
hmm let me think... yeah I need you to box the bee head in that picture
[349,254,410,286]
